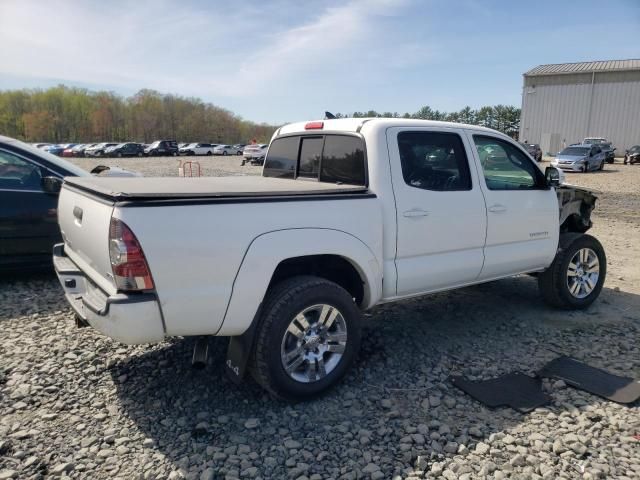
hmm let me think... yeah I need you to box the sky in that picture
[0,0,638,124]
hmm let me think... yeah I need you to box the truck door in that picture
[387,127,487,296]
[466,133,559,279]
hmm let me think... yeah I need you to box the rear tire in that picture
[250,275,362,401]
[538,233,606,310]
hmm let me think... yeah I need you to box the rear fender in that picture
[218,228,381,337]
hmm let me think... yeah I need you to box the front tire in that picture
[250,276,362,401]
[538,233,606,310]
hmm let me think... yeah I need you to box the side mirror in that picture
[545,166,561,187]
[42,176,63,194]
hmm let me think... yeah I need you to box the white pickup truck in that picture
[53,118,606,400]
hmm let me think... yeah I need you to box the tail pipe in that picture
[192,337,209,369]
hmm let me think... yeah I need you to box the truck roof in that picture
[276,118,504,137]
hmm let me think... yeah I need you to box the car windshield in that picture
[149,141,160,148]
[187,143,197,147]
[584,138,604,144]
[560,147,589,156]
[630,145,640,153]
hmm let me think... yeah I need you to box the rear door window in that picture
[397,131,471,191]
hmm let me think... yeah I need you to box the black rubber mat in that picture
[450,372,550,413]
[538,356,640,404]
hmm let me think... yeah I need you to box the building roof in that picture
[525,59,640,76]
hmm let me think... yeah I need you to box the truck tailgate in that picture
[58,184,117,295]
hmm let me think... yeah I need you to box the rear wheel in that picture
[250,276,362,401]
[538,234,606,310]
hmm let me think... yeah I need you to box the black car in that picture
[624,145,640,165]
[598,143,616,163]
[105,142,145,157]
[0,135,138,272]
[144,140,179,156]
[520,143,543,162]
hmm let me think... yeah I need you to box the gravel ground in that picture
[1,158,639,480]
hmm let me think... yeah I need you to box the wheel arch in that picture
[218,228,382,336]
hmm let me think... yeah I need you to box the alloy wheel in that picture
[280,304,347,383]
[566,248,599,299]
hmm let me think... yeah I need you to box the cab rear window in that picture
[263,134,366,185]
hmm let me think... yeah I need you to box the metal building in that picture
[519,59,640,156]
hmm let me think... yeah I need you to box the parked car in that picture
[552,145,606,172]
[583,137,607,146]
[62,144,81,157]
[213,144,236,155]
[105,142,146,157]
[44,144,72,156]
[624,145,640,164]
[242,144,269,165]
[179,143,216,156]
[519,143,542,162]
[85,143,118,157]
[598,143,616,163]
[53,118,605,401]
[71,143,96,157]
[32,143,53,149]
[145,140,179,156]
[0,135,139,272]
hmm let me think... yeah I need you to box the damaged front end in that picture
[556,185,597,233]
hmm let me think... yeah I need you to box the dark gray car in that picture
[520,143,542,162]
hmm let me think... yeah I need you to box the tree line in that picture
[0,86,278,144]
[333,104,521,137]
[0,85,522,144]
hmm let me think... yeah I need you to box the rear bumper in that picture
[53,244,165,344]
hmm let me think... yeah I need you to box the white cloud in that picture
[0,0,412,99]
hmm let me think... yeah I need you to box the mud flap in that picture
[225,306,261,384]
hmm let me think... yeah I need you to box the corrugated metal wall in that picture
[519,71,640,155]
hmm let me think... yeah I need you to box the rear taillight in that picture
[109,218,154,291]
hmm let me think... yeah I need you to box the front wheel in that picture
[250,276,362,401]
[222,151,228,156]
[538,233,606,310]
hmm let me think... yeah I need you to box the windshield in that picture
[149,141,160,148]
[584,138,605,144]
[630,145,640,153]
[560,147,588,156]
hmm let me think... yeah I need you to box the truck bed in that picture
[63,176,369,202]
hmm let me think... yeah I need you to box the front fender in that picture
[217,228,382,336]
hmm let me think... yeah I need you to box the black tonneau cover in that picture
[64,176,369,202]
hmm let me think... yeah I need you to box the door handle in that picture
[403,209,429,218]
[488,204,507,213]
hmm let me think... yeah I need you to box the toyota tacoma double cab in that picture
[53,118,605,400]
